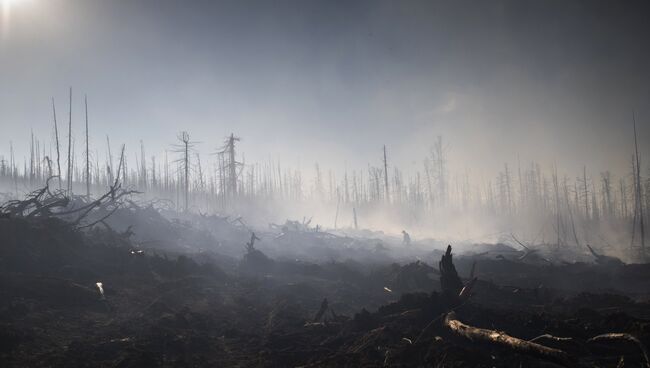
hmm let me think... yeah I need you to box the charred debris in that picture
[1,182,650,367]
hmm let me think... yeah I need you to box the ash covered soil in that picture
[2,203,650,367]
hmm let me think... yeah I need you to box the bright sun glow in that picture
[2,0,26,11]
[1,0,28,40]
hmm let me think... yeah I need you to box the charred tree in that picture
[383,145,390,203]
[439,245,463,296]
[66,87,73,194]
[84,95,90,199]
[632,114,645,251]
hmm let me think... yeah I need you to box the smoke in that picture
[1,0,649,262]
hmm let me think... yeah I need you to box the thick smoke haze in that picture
[1,0,649,181]
[6,4,650,366]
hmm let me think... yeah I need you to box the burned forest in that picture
[2,0,650,367]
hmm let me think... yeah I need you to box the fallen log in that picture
[443,312,575,367]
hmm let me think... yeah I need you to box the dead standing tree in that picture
[579,166,590,220]
[431,136,448,206]
[631,113,645,252]
[140,140,147,190]
[552,164,563,248]
[172,131,197,212]
[66,87,73,194]
[51,98,62,190]
[84,95,91,199]
[601,171,613,219]
[439,245,476,302]
[106,136,114,185]
[216,134,242,203]
[383,145,390,203]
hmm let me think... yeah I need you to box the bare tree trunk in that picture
[10,141,17,193]
[106,136,114,185]
[583,166,589,220]
[552,164,562,247]
[165,151,169,191]
[29,130,34,187]
[151,155,157,189]
[85,95,90,199]
[276,160,282,199]
[601,171,612,218]
[344,169,349,203]
[434,136,446,205]
[67,87,73,194]
[504,163,512,214]
[424,159,434,209]
[183,132,189,211]
[228,134,237,197]
[621,178,628,219]
[334,191,340,229]
[564,177,580,247]
[140,140,147,190]
[633,113,645,251]
[383,145,389,203]
[517,156,524,209]
[114,144,125,185]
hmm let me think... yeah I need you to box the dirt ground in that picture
[2,212,650,367]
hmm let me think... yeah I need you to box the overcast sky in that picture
[1,0,649,179]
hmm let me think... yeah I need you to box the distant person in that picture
[402,230,411,246]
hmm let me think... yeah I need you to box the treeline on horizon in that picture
[0,91,647,254]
